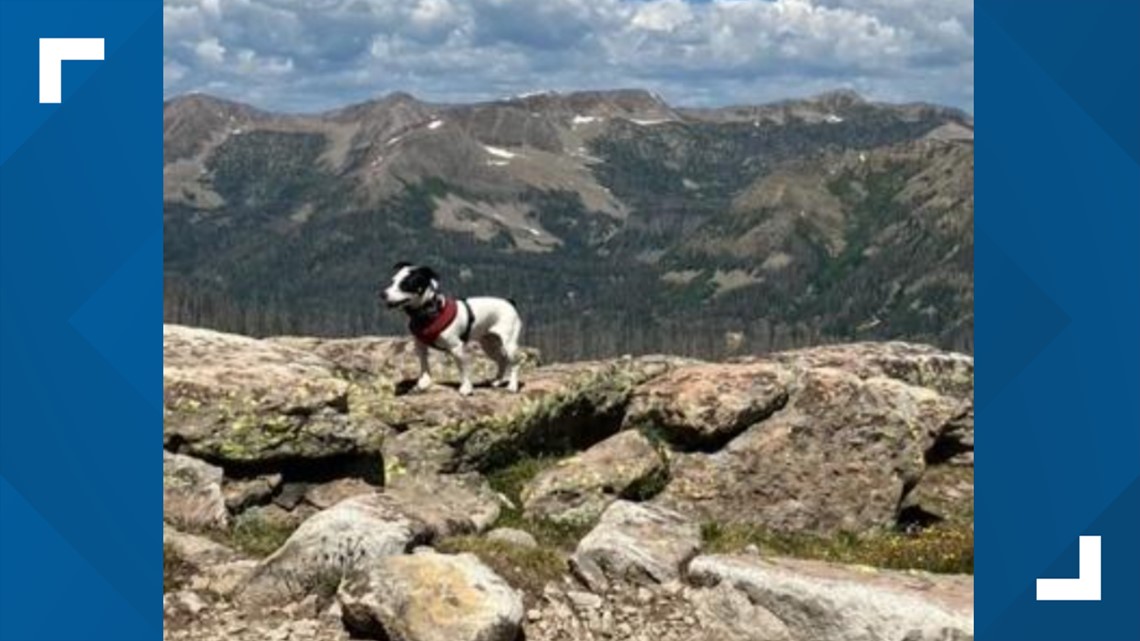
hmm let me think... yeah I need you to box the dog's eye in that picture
[399,275,425,293]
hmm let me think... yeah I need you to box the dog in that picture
[379,262,523,396]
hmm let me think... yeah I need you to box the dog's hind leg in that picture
[479,334,510,387]
[501,320,523,394]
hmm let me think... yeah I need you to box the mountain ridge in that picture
[163,88,973,361]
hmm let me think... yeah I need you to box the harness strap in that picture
[460,299,475,343]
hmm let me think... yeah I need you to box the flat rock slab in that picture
[688,554,973,641]
[163,325,381,465]
[339,550,523,641]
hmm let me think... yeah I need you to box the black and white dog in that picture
[380,262,523,395]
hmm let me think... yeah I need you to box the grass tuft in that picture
[225,512,299,558]
[700,520,973,575]
[436,536,566,598]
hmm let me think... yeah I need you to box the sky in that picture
[163,0,974,113]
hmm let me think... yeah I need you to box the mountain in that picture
[163,89,973,361]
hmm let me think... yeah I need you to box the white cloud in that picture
[194,37,226,64]
[163,0,973,112]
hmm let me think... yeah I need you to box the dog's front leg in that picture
[449,345,474,396]
[414,341,433,391]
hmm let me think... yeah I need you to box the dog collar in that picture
[409,296,458,347]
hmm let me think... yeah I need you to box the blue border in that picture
[0,1,161,639]
[976,1,1139,639]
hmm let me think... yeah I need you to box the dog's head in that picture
[380,262,440,310]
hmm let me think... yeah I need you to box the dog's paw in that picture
[490,379,508,388]
[415,375,433,392]
[459,382,474,396]
[507,381,520,394]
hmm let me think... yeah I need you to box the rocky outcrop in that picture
[338,550,524,641]
[687,554,974,641]
[522,430,666,524]
[164,325,691,477]
[164,451,229,530]
[570,501,701,592]
[163,326,975,641]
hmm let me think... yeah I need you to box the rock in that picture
[687,554,973,641]
[338,550,524,641]
[486,527,538,549]
[164,525,244,568]
[760,342,974,399]
[266,335,409,379]
[236,494,431,604]
[164,525,255,598]
[657,367,963,534]
[303,478,377,510]
[624,362,791,449]
[164,452,229,530]
[166,325,690,477]
[165,589,209,619]
[382,356,692,473]
[163,325,383,466]
[522,430,666,524]
[689,584,793,641]
[239,503,314,532]
[382,472,501,537]
[223,474,283,512]
[570,501,700,592]
[190,560,260,598]
[761,342,975,471]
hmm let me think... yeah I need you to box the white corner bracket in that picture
[1036,535,1102,601]
[39,38,105,103]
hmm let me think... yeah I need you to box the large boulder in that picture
[764,342,975,468]
[687,554,973,641]
[163,325,384,466]
[656,367,963,534]
[570,500,701,592]
[164,451,229,530]
[236,494,431,604]
[338,550,524,641]
[624,362,791,449]
[522,430,666,524]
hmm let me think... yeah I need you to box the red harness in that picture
[409,297,458,346]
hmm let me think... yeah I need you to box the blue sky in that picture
[163,0,973,113]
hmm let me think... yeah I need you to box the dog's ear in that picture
[421,266,440,282]
[392,261,412,272]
